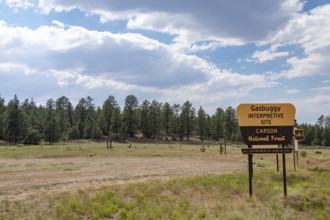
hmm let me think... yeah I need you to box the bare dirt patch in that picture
[0,155,245,201]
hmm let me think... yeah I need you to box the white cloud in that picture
[4,0,34,11]
[267,4,330,79]
[36,0,303,47]
[51,20,65,28]
[47,69,76,87]
[1,0,329,124]
[311,86,330,93]
[280,53,330,79]
[304,94,330,106]
[160,66,275,106]
[0,23,191,87]
[0,18,280,109]
[0,62,36,75]
[251,49,289,63]
[285,89,299,94]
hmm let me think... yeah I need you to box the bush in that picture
[300,150,307,158]
[68,125,80,140]
[23,128,42,145]
[91,126,103,139]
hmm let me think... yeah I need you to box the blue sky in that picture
[0,0,330,124]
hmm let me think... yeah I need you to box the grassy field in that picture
[0,140,241,158]
[0,141,329,219]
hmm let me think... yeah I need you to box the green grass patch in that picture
[300,150,307,157]
[1,166,329,219]
[0,142,242,158]
[8,162,83,172]
[254,159,272,168]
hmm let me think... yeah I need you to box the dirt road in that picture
[0,155,245,200]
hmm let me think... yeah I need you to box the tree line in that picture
[0,94,329,146]
[298,115,330,147]
[0,94,239,144]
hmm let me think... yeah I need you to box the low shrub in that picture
[300,150,307,158]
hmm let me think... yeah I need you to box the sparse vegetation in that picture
[0,143,329,219]
[300,150,307,158]
[255,159,272,167]
[1,167,329,219]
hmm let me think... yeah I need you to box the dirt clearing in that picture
[0,155,245,201]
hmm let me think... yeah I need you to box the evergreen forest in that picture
[0,94,329,146]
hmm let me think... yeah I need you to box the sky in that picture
[0,0,330,124]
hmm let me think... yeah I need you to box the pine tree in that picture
[322,126,330,146]
[123,95,138,137]
[91,124,103,139]
[111,107,121,139]
[161,102,173,140]
[224,106,238,142]
[170,104,181,140]
[196,106,207,142]
[4,95,28,143]
[312,125,322,146]
[102,95,118,136]
[43,99,60,145]
[0,96,5,140]
[299,123,313,145]
[212,107,224,140]
[84,114,95,139]
[55,96,72,136]
[83,97,98,139]
[149,100,162,138]
[68,125,80,140]
[74,98,88,138]
[140,100,151,138]
[180,101,195,141]
[206,115,213,140]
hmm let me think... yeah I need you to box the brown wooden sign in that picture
[294,129,304,141]
[242,147,293,154]
[236,103,296,145]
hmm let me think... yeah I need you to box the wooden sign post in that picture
[293,128,304,170]
[237,103,296,197]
